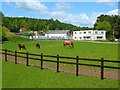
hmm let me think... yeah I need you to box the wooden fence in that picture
[1,49,120,80]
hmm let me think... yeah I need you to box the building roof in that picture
[74,30,106,32]
[46,30,70,34]
[20,27,27,31]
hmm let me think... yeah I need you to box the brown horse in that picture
[36,43,40,49]
[18,44,26,50]
[63,40,74,48]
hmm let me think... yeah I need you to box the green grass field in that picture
[2,39,119,68]
[2,39,119,88]
[2,60,119,88]
[2,39,118,60]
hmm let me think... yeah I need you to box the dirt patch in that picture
[1,55,119,80]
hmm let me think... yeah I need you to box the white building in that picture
[73,30,106,40]
[45,30,71,39]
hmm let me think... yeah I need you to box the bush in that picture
[109,38,115,42]
[2,36,8,42]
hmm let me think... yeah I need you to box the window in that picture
[79,37,81,39]
[97,36,103,39]
[79,32,82,34]
[84,32,86,34]
[83,36,91,39]
[101,31,104,34]
[95,31,98,34]
[74,32,77,34]
[88,31,91,33]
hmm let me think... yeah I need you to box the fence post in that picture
[26,52,29,66]
[57,54,60,72]
[101,57,104,80]
[76,56,79,76]
[15,50,17,64]
[41,53,43,69]
[5,49,7,61]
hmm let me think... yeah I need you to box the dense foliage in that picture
[1,26,30,42]
[1,10,93,33]
[0,11,4,26]
[1,26,13,42]
[2,16,86,33]
[1,11,120,39]
[94,15,120,39]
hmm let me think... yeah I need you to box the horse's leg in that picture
[69,44,72,48]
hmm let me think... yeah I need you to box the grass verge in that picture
[2,61,119,88]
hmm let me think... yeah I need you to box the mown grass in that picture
[2,37,119,88]
[2,39,118,60]
[2,39,119,68]
[2,61,119,88]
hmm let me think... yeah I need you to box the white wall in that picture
[45,34,67,38]
[73,30,106,40]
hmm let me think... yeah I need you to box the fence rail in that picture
[1,49,120,80]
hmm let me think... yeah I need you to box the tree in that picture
[94,21,111,39]
[95,21,111,30]
[2,12,93,35]
[0,11,4,17]
[94,14,120,39]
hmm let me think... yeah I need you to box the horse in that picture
[36,43,40,49]
[63,40,74,48]
[18,44,26,50]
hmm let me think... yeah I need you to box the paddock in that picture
[2,40,118,60]
[2,40,119,88]
[2,60,119,88]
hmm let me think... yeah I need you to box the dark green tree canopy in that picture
[94,14,120,39]
[2,16,90,33]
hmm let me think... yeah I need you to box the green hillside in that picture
[1,26,30,42]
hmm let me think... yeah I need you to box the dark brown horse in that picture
[36,43,40,49]
[18,44,26,50]
[63,40,74,48]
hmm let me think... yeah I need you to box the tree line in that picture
[2,15,92,33]
[1,11,120,39]
[94,14,120,39]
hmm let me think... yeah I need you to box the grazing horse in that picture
[36,43,40,49]
[18,44,26,50]
[63,40,74,48]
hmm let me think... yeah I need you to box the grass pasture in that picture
[2,40,118,60]
[2,39,119,88]
[2,60,119,88]
[2,39,119,68]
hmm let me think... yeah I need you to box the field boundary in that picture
[82,40,120,44]
[1,49,120,80]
